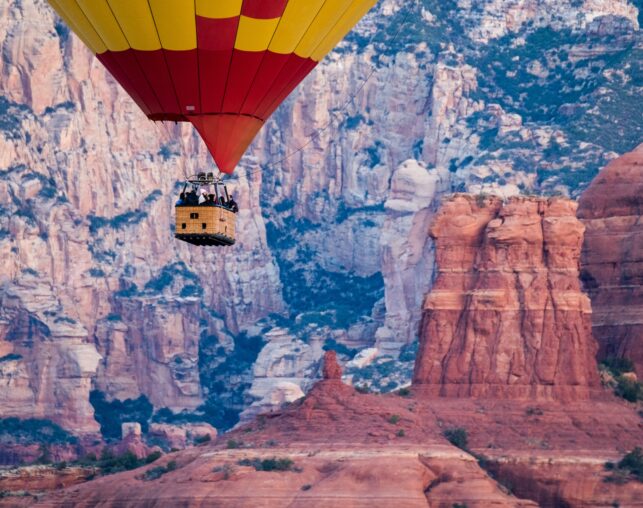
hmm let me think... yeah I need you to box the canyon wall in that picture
[413,195,601,399]
[0,0,640,435]
[578,144,643,374]
[0,0,285,432]
[0,280,101,433]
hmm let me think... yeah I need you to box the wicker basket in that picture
[175,205,236,246]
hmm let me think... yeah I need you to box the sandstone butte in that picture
[413,194,600,400]
[578,143,643,375]
[27,194,643,508]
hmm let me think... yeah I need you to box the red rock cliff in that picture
[578,144,643,374]
[413,195,600,399]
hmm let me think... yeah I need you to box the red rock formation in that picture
[110,423,157,460]
[578,144,643,374]
[321,350,342,380]
[0,465,93,495]
[34,378,643,507]
[413,194,600,399]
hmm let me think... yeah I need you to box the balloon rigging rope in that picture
[219,1,418,184]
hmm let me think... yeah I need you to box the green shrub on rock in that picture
[444,428,469,451]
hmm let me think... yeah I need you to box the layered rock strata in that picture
[578,144,643,374]
[237,327,321,424]
[0,280,101,432]
[413,195,601,399]
[0,0,284,433]
[35,353,643,508]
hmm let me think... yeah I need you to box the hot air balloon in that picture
[46,0,378,246]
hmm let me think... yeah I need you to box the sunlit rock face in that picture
[376,160,450,352]
[0,0,641,436]
[0,0,284,433]
[0,277,101,433]
[413,195,601,400]
[237,328,320,424]
[578,144,643,375]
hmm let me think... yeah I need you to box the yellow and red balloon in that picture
[47,0,377,173]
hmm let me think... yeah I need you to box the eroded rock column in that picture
[413,195,600,400]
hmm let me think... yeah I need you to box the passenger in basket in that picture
[228,195,239,213]
[186,190,198,205]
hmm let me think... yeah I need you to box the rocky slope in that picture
[413,194,600,399]
[0,0,641,439]
[578,143,643,374]
[31,353,643,508]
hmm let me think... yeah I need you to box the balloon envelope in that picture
[47,0,377,173]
